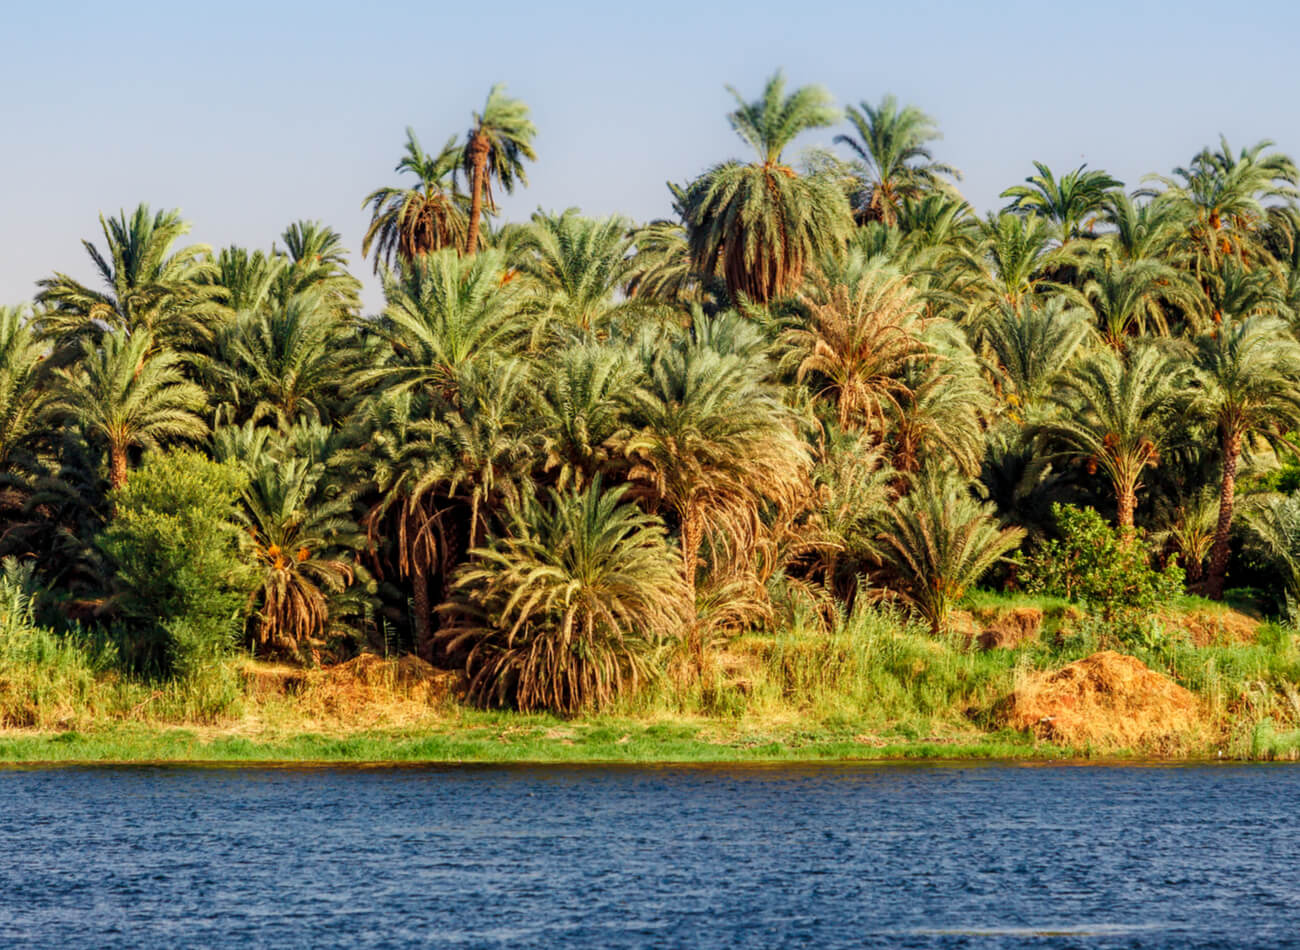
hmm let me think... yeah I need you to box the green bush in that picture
[1020,503,1184,616]
[97,449,255,677]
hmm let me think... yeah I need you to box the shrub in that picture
[1021,503,1183,616]
[97,449,255,676]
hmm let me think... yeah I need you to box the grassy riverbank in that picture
[4,595,1300,764]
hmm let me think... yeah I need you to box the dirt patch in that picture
[975,607,1043,650]
[1162,609,1260,648]
[997,651,1203,750]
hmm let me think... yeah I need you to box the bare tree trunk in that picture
[464,135,488,255]
[1206,431,1242,601]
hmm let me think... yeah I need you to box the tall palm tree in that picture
[1195,316,1300,598]
[53,331,207,489]
[835,95,960,226]
[274,221,363,318]
[1037,344,1195,531]
[958,213,1079,323]
[37,204,224,351]
[440,479,690,715]
[1001,162,1123,244]
[537,342,636,491]
[1100,192,1185,263]
[462,84,537,255]
[682,71,851,303]
[362,129,467,273]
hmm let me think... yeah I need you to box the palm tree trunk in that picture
[1117,484,1137,535]
[412,570,433,661]
[464,134,489,255]
[1206,431,1242,601]
[109,443,129,491]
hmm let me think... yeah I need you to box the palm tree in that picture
[979,296,1094,417]
[511,209,641,332]
[835,95,960,226]
[958,213,1079,323]
[878,467,1025,633]
[783,255,926,432]
[362,129,467,273]
[216,424,365,651]
[1100,192,1185,263]
[1148,138,1299,281]
[208,290,361,428]
[624,313,810,601]
[37,204,224,351]
[440,479,690,715]
[274,221,363,318]
[462,84,537,255]
[537,342,636,491]
[1001,162,1122,243]
[1195,316,1300,598]
[1037,344,1195,531]
[1080,252,1204,347]
[0,306,55,476]
[682,71,851,303]
[209,246,286,316]
[361,248,528,401]
[52,331,207,490]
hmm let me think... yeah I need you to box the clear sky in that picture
[4,0,1299,313]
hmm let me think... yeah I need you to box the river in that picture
[0,762,1296,948]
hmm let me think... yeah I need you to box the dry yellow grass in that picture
[998,650,1204,751]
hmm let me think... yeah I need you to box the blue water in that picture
[0,762,1296,948]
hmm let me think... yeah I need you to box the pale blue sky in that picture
[4,0,1299,312]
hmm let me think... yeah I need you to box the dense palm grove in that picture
[7,74,1300,715]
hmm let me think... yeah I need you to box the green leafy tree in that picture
[97,449,253,675]
[0,306,55,477]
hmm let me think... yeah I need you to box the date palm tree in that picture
[682,71,851,303]
[1001,162,1123,244]
[511,209,641,332]
[0,306,55,477]
[783,255,927,433]
[1080,252,1203,347]
[462,85,537,255]
[362,129,467,273]
[37,204,224,351]
[361,248,528,401]
[623,313,810,601]
[53,331,207,489]
[1195,316,1300,598]
[835,95,960,226]
[440,479,690,715]
[1037,343,1195,531]
[879,467,1025,633]
[980,295,1094,416]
